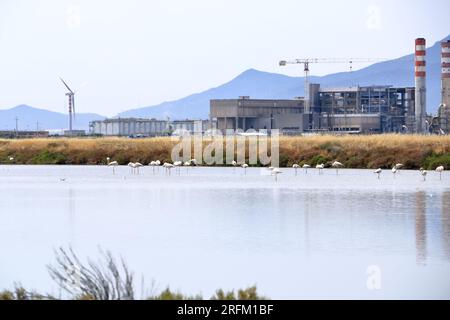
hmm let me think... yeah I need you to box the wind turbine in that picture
[60,77,76,135]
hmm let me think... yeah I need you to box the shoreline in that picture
[1,135,449,169]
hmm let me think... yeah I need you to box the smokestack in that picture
[442,40,450,107]
[415,38,427,133]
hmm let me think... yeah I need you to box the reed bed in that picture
[0,134,449,169]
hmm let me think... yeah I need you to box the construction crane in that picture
[279,58,386,110]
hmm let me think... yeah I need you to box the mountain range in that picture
[1,34,448,130]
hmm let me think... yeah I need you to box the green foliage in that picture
[423,152,450,170]
[310,154,329,166]
[30,150,66,164]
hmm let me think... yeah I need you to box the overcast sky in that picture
[0,0,449,116]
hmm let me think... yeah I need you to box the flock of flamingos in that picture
[105,157,446,182]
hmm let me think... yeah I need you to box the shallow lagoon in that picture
[0,165,449,299]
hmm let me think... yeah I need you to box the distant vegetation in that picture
[0,247,267,300]
[0,135,450,169]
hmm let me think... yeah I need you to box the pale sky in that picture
[0,0,449,116]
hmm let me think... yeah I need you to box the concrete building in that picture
[210,96,307,133]
[90,118,169,136]
[210,85,416,134]
[171,119,210,135]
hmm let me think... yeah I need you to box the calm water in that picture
[0,165,449,299]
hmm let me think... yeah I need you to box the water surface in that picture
[0,165,449,299]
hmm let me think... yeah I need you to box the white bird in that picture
[420,167,427,181]
[107,160,119,174]
[189,159,198,166]
[373,168,382,179]
[271,167,282,181]
[184,161,191,173]
[394,163,404,170]
[163,162,174,175]
[9,156,14,161]
[292,164,299,176]
[173,161,182,175]
[436,165,444,180]
[391,166,398,178]
[331,161,344,175]
[316,163,324,174]
[242,163,248,175]
[128,162,135,174]
[155,160,161,172]
[302,164,310,174]
[134,162,143,174]
[231,160,238,172]
[149,161,157,174]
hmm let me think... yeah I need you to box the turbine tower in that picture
[60,77,76,135]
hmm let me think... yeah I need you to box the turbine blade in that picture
[59,77,74,93]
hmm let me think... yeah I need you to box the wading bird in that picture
[271,168,282,182]
[331,161,344,175]
[420,167,427,181]
[173,161,182,175]
[302,164,310,174]
[316,163,324,175]
[149,161,157,174]
[231,160,238,172]
[189,159,198,166]
[292,164,299,176]
[436,165,444,180]
[373,168,382,179]
[242,163,248,175]
[163,162,174,175]
[392,166,398,178]
[107,160,119,174]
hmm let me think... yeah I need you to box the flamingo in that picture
[292,164,299,176]
[173,160,182,175]
[163,162,174,175]
[420,167,427,181]
[271,168,282,182]
[331,161,344,175]
[302,164,310,174]
[392,166,398,178]
[107,160,119,174]
[128,162,135,174]
[184,161,191,173]
[231,160,238,172]
[242,163,248,175]
[149,161,158,174]
[134,162,143,174]
[316,163,324,175]
[373,168,382,179]
[436,165,444,180]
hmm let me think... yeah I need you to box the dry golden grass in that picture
[1,134,449,169]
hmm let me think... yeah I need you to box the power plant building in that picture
[210,85,416,134]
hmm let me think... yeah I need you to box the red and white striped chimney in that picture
[415,38,426,133]
[442,40,450,107]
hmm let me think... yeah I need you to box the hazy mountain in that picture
[118,35,449,119]
[0,105,105,131]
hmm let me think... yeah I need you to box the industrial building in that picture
[210,85,416,134]
[89,118,211,136]
[210,97,307,133]
[90,118,169,136]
